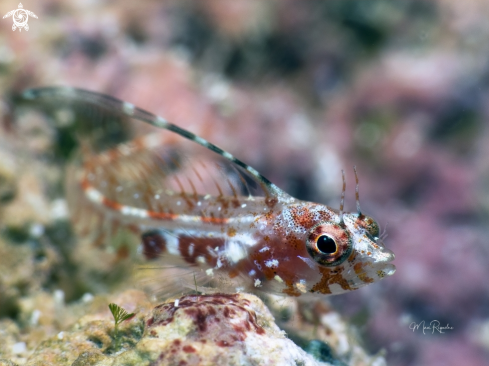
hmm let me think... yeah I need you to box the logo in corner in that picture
[3,3,38,32]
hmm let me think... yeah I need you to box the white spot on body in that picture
[121,206,149,218]
[206,268,214,276]
[57,332,64,340]
[225,241,247,263]
[188,243,195,256]
[194,136,209,147]
[85,187,103,203]
[265,259,279,268]
[230,233,257,247]
[247,166,260,176]
[274,275,284,283]
[197,256,206,264]
[174,299,180,307]
[241,203,247,208]
[259,246,269,253]
[164,234,180,256]
[122,102,135,115]
[248,269,256,276]
[177,215,201,223]
[254,279,262,287]
[197,201,202,206]
[155,116,168,127]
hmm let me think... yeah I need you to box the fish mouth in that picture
[379,262,396,276]
[377,248,396,276]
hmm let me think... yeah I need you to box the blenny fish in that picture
[20,87,395,297]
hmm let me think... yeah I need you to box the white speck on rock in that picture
[29,223,45,238]
[12,342,27,354]
[50,199,68,220]
[81,293,94,303]
[30,309,41,326]
[54,289,65,306]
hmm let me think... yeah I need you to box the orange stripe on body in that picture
[101,197,123,211]
[147,211,179,220]
[80,178,90,190]
[201,216,229,225]
[81,174,229,224]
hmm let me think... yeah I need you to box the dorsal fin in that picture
[21,87,293,203]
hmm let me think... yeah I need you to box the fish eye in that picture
[306,222,352,267]
[316,235,337,254]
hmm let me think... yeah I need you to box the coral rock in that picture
[142,293,321,365]
[20,292,331,366]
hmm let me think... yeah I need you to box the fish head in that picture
[302,211,395,294]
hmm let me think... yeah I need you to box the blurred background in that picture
[1,1,488,365]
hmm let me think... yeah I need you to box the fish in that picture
[19,87,395,297]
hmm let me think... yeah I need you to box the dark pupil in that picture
[316,235,337,254]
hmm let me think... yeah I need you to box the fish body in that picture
[21,87,395,297]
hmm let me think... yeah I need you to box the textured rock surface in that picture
[0,285,389,366]
[20,292,341,366]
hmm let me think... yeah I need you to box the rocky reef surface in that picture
[0,286,386,366]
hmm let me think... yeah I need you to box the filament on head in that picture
[380,222,389,240]
[353,166,361,215]
[339,170,346,224]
